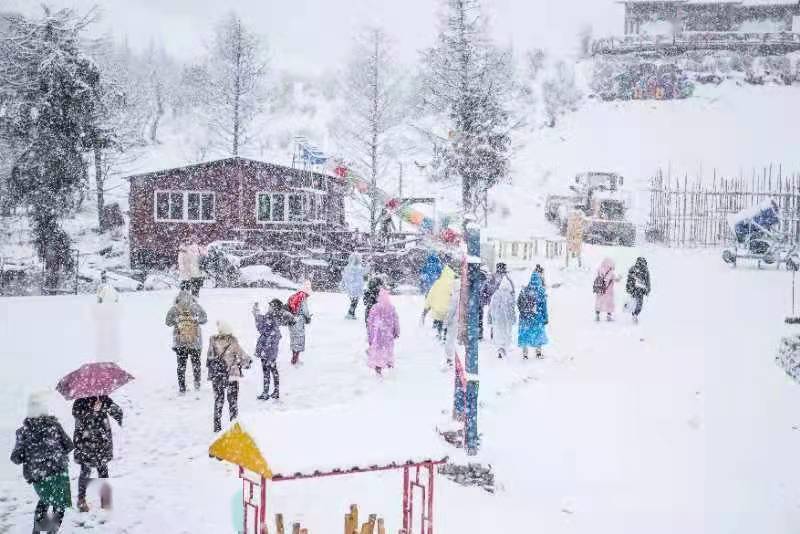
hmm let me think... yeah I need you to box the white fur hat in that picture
[27,391,49,418]
[217,320,234,336]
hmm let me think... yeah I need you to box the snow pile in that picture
[776,333,800,383]
[232,401,448,478]
[239,265,298,289]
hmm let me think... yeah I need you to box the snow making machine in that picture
[722,200,799,269]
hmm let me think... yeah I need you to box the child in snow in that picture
[341,253,365,320]
[287,282,313,365]
[490,276,517,359]
[11,392,74,532]
[482,263,512,340]
[253,299,295,400]
[517,271,548,359]
[419,252,443,297]
[165,290,208,393]
[207,321,251,433]
[593,258,620,322]
[72,395,123,512]
[366,289,400,375]
[625,257,651,323]
[423,266,456,340]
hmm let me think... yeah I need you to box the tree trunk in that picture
[368,36,380,238]
[95,147,105,231]
[150,80,164,143]
[232,27,242,157]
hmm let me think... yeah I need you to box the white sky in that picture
[4,0,623,72]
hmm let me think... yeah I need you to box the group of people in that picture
[416,253,652,361]
[11,392,123,532]
[592,256,652,323]
[163,279,314,433]
[340,253,401,375]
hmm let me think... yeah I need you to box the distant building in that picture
[620,0,800,35]
[127,157,351,269]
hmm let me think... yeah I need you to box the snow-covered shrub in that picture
[776,334,800,383]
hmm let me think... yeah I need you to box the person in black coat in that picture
[72,395,122,512]
[625,257,651,322]
[11,393,73,533]
[363,275,385,325]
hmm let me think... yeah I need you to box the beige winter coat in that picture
[178,244,205,281]
[206,334,251,382]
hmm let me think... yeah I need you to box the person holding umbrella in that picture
[56,362,133,514]
[72,395,122,512]
[11,392,73,533]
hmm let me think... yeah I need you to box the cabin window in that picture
[187,192,215,221]
[257,193,286,222]
[288,194,303,222]
[256,191,326,223]
[154,190,215,222]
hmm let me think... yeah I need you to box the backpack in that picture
[175,306,199,346]
[592,274,608,295]
[517,286,537,315]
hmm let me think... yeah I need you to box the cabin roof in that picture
[125,156,334,183]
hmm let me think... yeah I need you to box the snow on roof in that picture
[211,402,449,479]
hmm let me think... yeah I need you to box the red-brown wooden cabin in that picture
[127,157,353,269]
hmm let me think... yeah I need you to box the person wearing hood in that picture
[341,253,366,320]
[625,257,651,323]
[517,271,549,359]
[444,278,462,366]
[482,263,514,340]
[94,271,121,362]
[287,281,313,365]
[207,321,251,433]
[165,290,208,394]
[366,289,400,375]
[11,392,73,532]
[490,276,517,359]
[363,274,385,326]
[72,395,123,512]
[419,252,443,296]
[178,241,206,297]
[424,266,456,340]
[593,258,620,322]
[253,299,295,400]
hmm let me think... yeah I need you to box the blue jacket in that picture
[419,253,443,294]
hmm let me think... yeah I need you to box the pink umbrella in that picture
[56,362,134,400]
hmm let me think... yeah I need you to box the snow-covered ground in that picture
[0,244,797,533]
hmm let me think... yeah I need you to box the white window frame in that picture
[154,190,216,223]
[256,190,327,224]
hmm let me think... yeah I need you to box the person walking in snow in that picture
[341,253,365,320]
[625,257,651,323]
[253,299,295,400]
[482,262,512,340]
[419,252,443,297]
[287,282,313,365]
[424,266,456,340]
[94,271,121,361]
[165,290,208,394]
[444,278,462,366]
[72,395,122,513]
[207,321,251,433]
[517,271,549,359]
[593,258,620,322]
[363,274,385,326]
[367,288,400,375]
[490,276,517,359]
[178,241,206,297]
[11,393,73,532]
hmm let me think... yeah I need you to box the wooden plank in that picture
[350,504,359,532]
[292,523,301,534]
[345,513,354,534]
[276,513,285,534]
[377,518,386,534]
[360,514,377,534]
